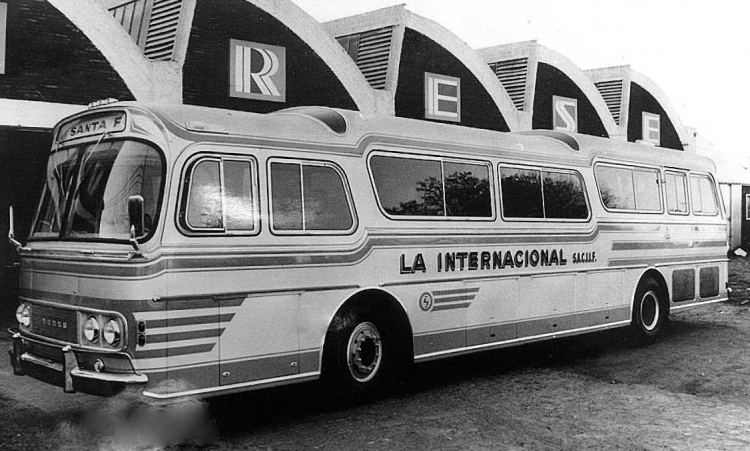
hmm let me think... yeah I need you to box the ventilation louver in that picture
[594,80,624,125]
[337,27,394,90]
[143,0,183,61]
[488,57,528,111]
[108,0,183,61]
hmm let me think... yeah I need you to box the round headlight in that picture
[15,304,30,327]
[103,319,121,346]
[83,316,100,343]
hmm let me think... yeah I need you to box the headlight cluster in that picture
[15,303,30,328]
[81,314,123,348]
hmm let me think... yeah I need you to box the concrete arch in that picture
[326,5,522,131]
[480,41,620,138]
[587,65,690,150]
[231,0,386,116]
[48,0,182,103]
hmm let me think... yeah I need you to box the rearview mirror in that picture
[128,195,145,238]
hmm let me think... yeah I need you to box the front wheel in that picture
[630,277,668,345]
[322,309,395,399]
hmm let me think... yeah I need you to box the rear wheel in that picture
[322,308,397,400]
[631,277,668,345]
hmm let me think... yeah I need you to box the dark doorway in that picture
[741,185,750,250]
[0,128,52,324]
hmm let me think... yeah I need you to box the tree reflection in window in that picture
[370,155,492,218]
[501,166,588,220]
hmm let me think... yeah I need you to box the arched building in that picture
[587,65,690,151]
[479,41,620,139]
[325,5,522,132]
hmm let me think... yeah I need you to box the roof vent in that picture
[274,107,349,135]
[516,130,580,151]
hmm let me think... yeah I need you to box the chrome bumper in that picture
[8,328,147,394]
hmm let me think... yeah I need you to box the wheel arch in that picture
[637,268,670,314]
[323,288,414,362]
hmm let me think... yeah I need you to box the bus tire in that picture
[630,277,668,345]
[322,308,395,400]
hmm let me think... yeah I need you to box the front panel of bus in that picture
[8,106,169,395]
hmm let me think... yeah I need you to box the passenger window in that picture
[370,154,492,218]
[270,161,354,232]
[690,174,718,215]
[184,157,257,233]
[595,164,661,212]
[542,170,588,219]
[665,171,688,214]
[500,168,542,218]
[500,166,588,220]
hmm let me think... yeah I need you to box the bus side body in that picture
[9,104,728,398]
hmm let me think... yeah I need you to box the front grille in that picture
[27,340,64,364]
[31,305,78,343]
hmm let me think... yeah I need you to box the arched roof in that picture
[325,5,522,131]
[587,65,690,150]
[223,0,385,115]
[479,41,620,138]
[54,0,384,114]
[49,0,181,103]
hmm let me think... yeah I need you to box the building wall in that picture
[627,82,683,150]
[182,0,357,113]
[0,0,133,103]
[395,29,510,132]
[533,63,608,138]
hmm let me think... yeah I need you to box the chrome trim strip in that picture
[142,371,321,399]
[414,320,631,362]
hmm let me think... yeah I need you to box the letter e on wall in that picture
[424,72,461,122]
[642,111,660,146]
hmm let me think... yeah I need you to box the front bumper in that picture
[8,328,147,396]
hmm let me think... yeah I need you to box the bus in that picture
[8,101,728,399]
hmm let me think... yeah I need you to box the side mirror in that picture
[128,195,145,238]
[8,206,22,252]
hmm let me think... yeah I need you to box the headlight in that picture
[83,316,100,343]
[103,319,121,346]
[15,304,30,327]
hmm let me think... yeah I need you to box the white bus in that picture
[8,102,728,399]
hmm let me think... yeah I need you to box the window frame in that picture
[594,162,664,214]
[367,151,496,221]
[663,169,690,216]
[498,163,591,223]
[689,172,720,217]
[178,153,260,236]
[267,157,358,236]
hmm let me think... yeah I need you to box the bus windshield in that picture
[31,140,164,241]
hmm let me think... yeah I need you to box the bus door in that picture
[218,292,300,385]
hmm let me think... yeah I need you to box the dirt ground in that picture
[3,258,750,450]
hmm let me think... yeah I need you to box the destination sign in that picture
[57,112,127,142]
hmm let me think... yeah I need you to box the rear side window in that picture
[500,166,588,220]
[369,154,492,219]
[270,160,355,233]
[595,164,662,212]
[664,171,689,214]
[182,157,257,234]
[690,174,719,216]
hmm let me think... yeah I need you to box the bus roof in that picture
[85,102,716,174]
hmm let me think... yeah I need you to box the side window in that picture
[183,157,257,233]
[690,174,719,216]
[270,160,355,233]
[664,171,689,214]
[370,154,492,219]
[595,164,662,212]
[500,166,588,220]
